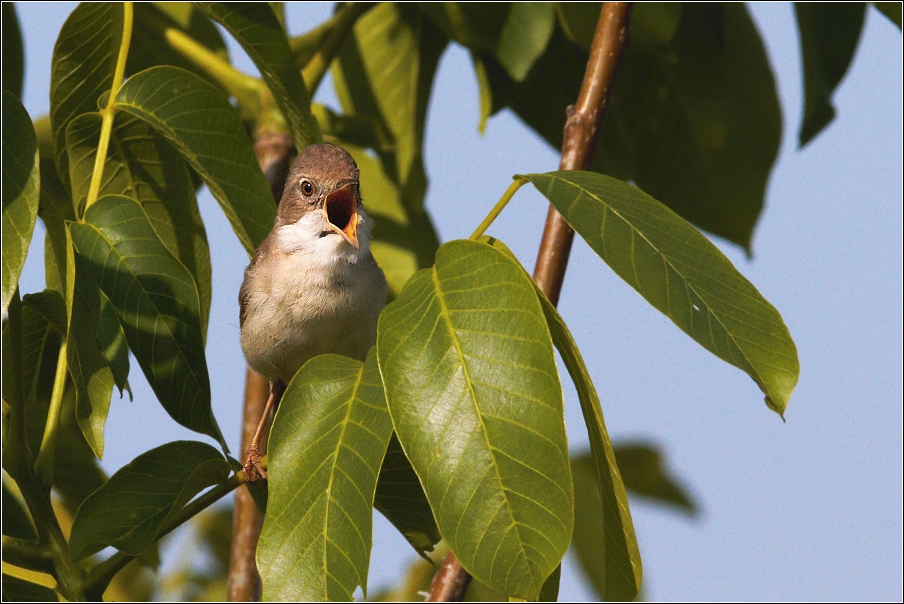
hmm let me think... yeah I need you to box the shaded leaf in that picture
[524,171,799,416]
[97,291,130,398]
[1,574,59,603]
[613,442,698,515]
[2,481,36,540]
[65,111,213,332]
[114,66,275,255]
[69,195,226,449]
[377,239,572,600]
[2,90,40,315]
[495,3,556,81]
[258,351,393,601]
[872,2,903,28]
[195,2,321,150]
[483,235,642,599]
[129,3,230,87]
[374,433,441,559]
[20,291,66,453]
[570,454,613,601]
[795,3,866,146]
[554,2,602,50]
[66,238,114,459]
[333,3,447,215]
[69,441,230,558]
[49,3,123,192]
[2,3,23,99]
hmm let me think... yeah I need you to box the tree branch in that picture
[427,3,633,600]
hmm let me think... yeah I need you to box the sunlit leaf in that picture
[50,3,124,192]
[114,66,275,255]
[258,351,393,601]
[377,239,572,600]
[2,91,40,315]
[65,111,213,332]
[69,195,226,449]
[795,3,866,146]
[523,171,800,416]
[2,3,24,99]
[195,2,321,150]
[613,443,698,515]
[374,434,441,558]
[69,441,230,559]
[482,234,642,598]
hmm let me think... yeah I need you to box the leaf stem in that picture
[33,340,68,488]
[84,2,134,214]
[469,177,528,241]
[163,26,265,111]
[2,536,55,571]
[82,471,245,599]
[301,2,375,96]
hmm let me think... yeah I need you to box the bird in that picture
[238,143,388,480]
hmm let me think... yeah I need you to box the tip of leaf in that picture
[765,396,787,422]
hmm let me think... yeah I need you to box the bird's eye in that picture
[301,180,314,196]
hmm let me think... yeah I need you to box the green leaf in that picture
[569,454,613,601]
[114,66,276,255]
[50,3,124,192]
[65,111,213,333]
[2,3,24,99]
[495,3,556,82]
[374,433,441,559]
[258,351,393,601]
[195,2,321,150]
[377,239,572,600]
[66,238,115,459]
[2,90,40,315]
[2,481,36,540]
[481,236,642,600]
[69,441,230,559]
[69,195,226,450]
[97,291,130,398]
[613,443,698,515]
[332,3,447,214]
[20,291,66,453]
[795,3,867,147]
[554,2,602,50]
[872,2,903,28]
[1,574,59,603]
[523,171,800,416]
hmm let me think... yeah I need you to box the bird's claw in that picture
[243,443,267,483]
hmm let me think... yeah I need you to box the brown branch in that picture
[533,1,633,305]
[427,3,633,601]
[227,132,294,602]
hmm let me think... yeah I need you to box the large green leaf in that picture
[612,443,697,515]
[377,239,572,600]
[68,195,226,449]
[2,91,40,315]
[2,3,23,99]
[374,433,441,559]
[333,3,447,215]
[794,3,866,147]
[258,351,393,601]
[524,171,800,416]
[114,66,275,255]
[97,291,130,398]
[49,3,124,192]
[195,2,321,150]
[482,235,642,598]
[69,441,231,559]
[65,111,213,333]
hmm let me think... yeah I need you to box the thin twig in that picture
[427,4,634,600]
[226,130,294,602]
[533,2,633,305]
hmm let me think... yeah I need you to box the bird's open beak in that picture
[323,183,359,250]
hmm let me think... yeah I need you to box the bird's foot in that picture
[243,443,267,483]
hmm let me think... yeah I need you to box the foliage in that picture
[2,2,896,601]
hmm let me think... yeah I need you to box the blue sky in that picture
[13,3,902,600]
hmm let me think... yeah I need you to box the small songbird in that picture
[239,144,387,479]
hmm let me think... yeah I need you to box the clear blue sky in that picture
[14,3,903,601]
